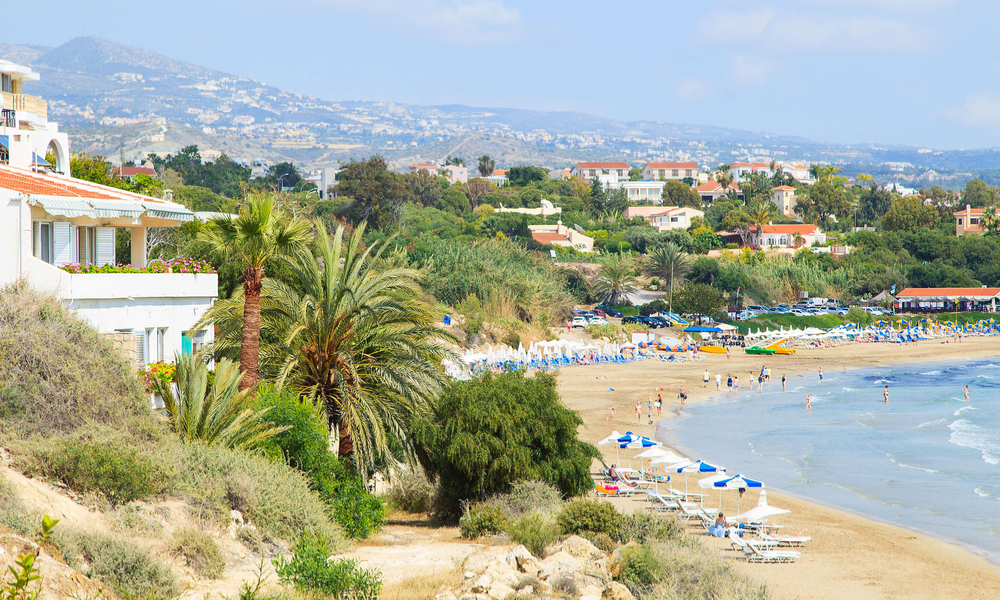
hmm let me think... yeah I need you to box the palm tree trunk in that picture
[338,417,354,458]
[239,268,263,392]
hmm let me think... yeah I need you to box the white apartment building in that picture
[642,162,697,181]
[648,207,704,232]
[0,60,216,367]
[596,173,665,204]
[407,162,468,184]
[571,161,630,183]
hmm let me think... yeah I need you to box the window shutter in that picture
[96,227,116,266]
[135,331,145,366]
[32,221,40,258]
[53,222,72,265]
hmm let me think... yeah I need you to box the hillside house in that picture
[408,162,468,184]
[596,172,665,204]
[954,205,985,236]
[772,185,797,217]
[572,161,630,183]
[648,207,704,232]
[642,162,697,181]
[528,220,594,253]
[696,180,743,204]
[0,60,216,367]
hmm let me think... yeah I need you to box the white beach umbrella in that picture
[635,447,669,459]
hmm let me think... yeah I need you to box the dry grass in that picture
[378,568,464,600]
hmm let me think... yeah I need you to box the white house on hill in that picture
[0,60,216,367]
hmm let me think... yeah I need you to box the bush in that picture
[587,532,617,554]
[171,527,226,579]
[459,504,508,539]
[386,467,435,513]
[617,513,684,545]
[26,439,168,508]
[507,514,559,557]
[615,545,662,591]
[414,371,599,518]
[487,481,562,520]
[71,531,178,600]
[254,386,384,539]
[0,478,33,536]
[274,532,382,600]
[556,500,622,538]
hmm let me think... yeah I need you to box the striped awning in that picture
[28,196,96,219]
[88,199,147,219]
[142,201,194,222]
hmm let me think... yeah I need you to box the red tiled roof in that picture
[575,162,630,169]
[953,208,986,215]
[113,166,156,177]
[492,169,507,176]
[753,224,821,235]
[730,162,750,168]
[696,181,741,193]
[531,232,570,245]
[0,164,167,204]
[410,163,437,168]
[773,185,796,191]
[895,287,1000,298]
[645,162,698,169]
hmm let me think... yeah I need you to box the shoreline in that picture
[554,335,1000,600]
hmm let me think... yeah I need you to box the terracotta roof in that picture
[753,224,821,235]
[953,208,986,215]
[0,163,168,204]
[730,162,750,168]
[773,185,796,191]
[696,181,741,193]
[112,166,156,177]
[531,232,570,244]
[410,163,437,168]
[492,169,507,176]
[645,162,698,169]
[575,162,631,169]
[895,287,1000,298]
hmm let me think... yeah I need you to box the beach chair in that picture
[594,482,620,497]
[758,532,811,547]
[745,543,800,564]
[667,488,708,502]
[727,530,779,554]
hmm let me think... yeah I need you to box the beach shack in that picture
[894,287,1000,313]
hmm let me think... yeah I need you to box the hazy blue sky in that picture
[11,0,1000,149]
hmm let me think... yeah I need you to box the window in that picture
[157,328,167,362]
[1,74,10,94]
[958,218,963,225]
[34,222,53,264]
[971,218,979,225]
[144,328,154,364]
[78,226,96,266]
[685,169,692,176]
[658,169,665,177]
[672,169,679,177]
[588,169,595,176]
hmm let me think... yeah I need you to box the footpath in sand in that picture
[556,335,1000,600]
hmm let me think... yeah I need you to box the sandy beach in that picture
[555,335,1000,600]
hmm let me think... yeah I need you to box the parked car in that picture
[621,316,644,325]
[571,316,588,328]
[588,316,608,326]
[790,309,811,316]
[602,307,623,318]
[745,305,768,315]
[826,307,848,315]
[647,316,670,328]
[776,304,790,311]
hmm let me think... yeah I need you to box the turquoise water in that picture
[660,357,1000,562]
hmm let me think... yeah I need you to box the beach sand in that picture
[556,335,1000,600]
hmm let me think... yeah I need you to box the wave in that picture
[888,455,941,473]
[975,486,993,499]
[948,419,1000,465]
[915,418,950,429]
[919,370,942,375]
[954,406,977,416]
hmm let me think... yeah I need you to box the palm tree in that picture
[153,353,289,450]
[198,222,454,474]
[477,155,495,178]
[747,202,774,247]
[592,255,639,306]
[716,164,733,189]
[199,194,312,390]
[646,243,691,312]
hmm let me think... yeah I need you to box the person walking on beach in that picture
[703,369,710,388]
[727,375,733,392]
[716,372,722,391]
[608,406,615,421]
[806,393,812,410]
[819,366,823,381]
[656,394,663,415]
[648,395,653,415]
[781,374,786,391]
[734,375,740,392]
[678,385,687,405]
[883,385,889,405]
[964,385,970,402]
[843,363,847,373]
[726,347,731,360]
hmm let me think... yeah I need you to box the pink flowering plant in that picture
[59,259,216,275]
[139,361,176,394]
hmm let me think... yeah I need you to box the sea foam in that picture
[949,419,1000,465]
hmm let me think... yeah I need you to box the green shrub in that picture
[615,545,662,592]
[255,386,385,539]
[170,527,226,579]
[110,505,163,537]
[414,371,599,518]
[71,531,178,600]
[173,443,344,548]
[587,532,617,554]
[0,478,33,536]
[506,514,558,558]
[459,504,508,539]
[386,467,435,513]
[27,439,168,507]
[556,500,622,538]
[274,532,382,600]
[487,480,562,520]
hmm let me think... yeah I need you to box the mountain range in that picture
[3,36,1000,188]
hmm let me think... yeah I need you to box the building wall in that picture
[642,165,696,180]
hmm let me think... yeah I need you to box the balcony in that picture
[25,257,218,301]
[0,91,47,121]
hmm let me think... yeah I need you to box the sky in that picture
[9,0,1000,150]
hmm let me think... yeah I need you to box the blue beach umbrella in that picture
[713,474,764,513]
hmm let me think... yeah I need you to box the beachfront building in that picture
[0,59,215,367]
[648,207,704,232]
[642,162,698,181]
[528,220,594,253]
[487,169,508,186]
[595,173,666,204]
[571,161,630,183]
[696,180,743,204]
[954,205,985,237]
[894,287,1000,313]
[772,185,797,217]
[716,224,826,249]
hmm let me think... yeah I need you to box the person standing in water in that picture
[715,372,722,391]
[964,385,970,402]
[883,385,889,405]
[781,374,786,391]
[806,393,812,410]
[819,366,823,381]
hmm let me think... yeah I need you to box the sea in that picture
[659,357,1000,563]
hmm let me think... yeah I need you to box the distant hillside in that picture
[5,36,1000,186]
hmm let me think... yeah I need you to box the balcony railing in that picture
[0,109,13,128]
[0,91,47,120]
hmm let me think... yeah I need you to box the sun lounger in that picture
[745,543,800,564]
[727,530,779,553]
[594,483,621,497]
[758,532,811,547]
[666,488,708,501]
